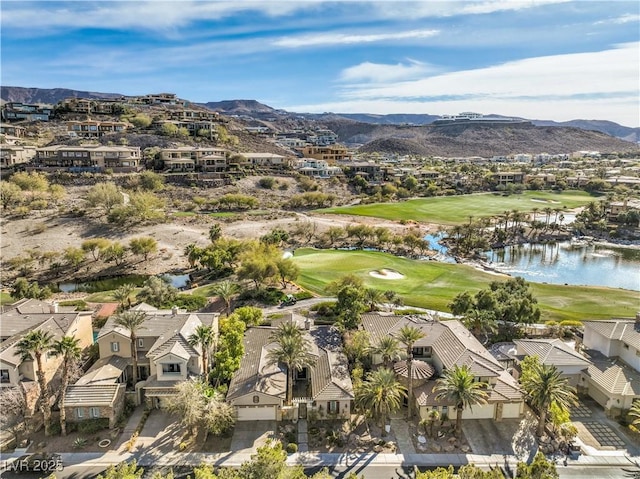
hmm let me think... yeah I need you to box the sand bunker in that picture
[369,268,405,280]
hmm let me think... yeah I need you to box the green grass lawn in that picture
[319,190,598,225]
[293,248,638,322]
[0,292,14,304]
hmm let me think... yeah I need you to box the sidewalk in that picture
[2,448,636,469]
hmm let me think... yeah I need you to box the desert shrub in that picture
[238,287,285,305]
[286,443,298,454]
[166,294,208,311]
[78,418,110,434]
[311,301,337,317]
[73,437,87,449]
[258,177,276,189]
[58,299,91,311]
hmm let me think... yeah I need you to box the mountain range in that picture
[2,86,638,156]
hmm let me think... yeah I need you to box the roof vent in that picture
[49,301,59,314]
[171,305,178,316]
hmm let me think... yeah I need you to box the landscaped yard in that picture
[293,248,639,322]
[319,191,599,225]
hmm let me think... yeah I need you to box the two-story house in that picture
[361,313,524,422]
[579,317,640,417]
[85,304,218,412]
[227,314,354,421]
[0,299,93,413]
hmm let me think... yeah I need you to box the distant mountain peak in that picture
[202,99,276,114]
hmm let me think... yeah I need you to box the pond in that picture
[58,273,191,293]
[483,241,640,291]
[423,233,456,263]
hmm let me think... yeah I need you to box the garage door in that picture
[236,406,277,421]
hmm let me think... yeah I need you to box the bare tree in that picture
[0,387,27,445]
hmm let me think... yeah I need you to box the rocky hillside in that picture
[1,86,123,104]
[355,122,638,157]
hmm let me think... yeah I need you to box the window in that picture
[138,338,144,348]
[76,408,84,419]
[110,342,119,353]
[253,396,260,404]
[90,407,100,418]
[162,363,181,374]
[327,401,339,414]
[0,369,9,383]
[296,368,308,380]
[442,406,449,418]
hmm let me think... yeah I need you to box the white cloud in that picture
[272,29,439,48]
[285,42,640,126]
[370,0,571,19]
[595,13,640,25]
[0,1,318,32]
[338,42,639,100]
[339,60,437,83]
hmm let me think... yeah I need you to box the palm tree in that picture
[426,408,440,438]
[50,336,82,436]
[628,400,640,426]
[434,365,489,437]
[364,288,383,312]
[16,330,55,435]
[397,325,425,419]
[113,310,147,386]
[355,368,406,436]
[521,363,578,437]
[113,283,135,310]
[212,280,240,315]
[267,332,316,405]
[462,309,498,345]
[271,320,303,342]
[370,336,402,368]
[188,325,216,379]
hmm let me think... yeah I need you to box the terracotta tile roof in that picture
[583,350,640,396]
[514,339,590,367]
[63,384,124,407]
[583,319,640,351]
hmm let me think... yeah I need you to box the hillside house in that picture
[294,158,341,178]
[227,314,354,421]
[361,313,524,422]
[67,120,128,138]
[298,145,352,162]
[35,145,141,171]
[0,145,37,168]
[2,102,53,122]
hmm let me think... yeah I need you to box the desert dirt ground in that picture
[0,181,435,285]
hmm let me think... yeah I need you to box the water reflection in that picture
[484,241,640,291]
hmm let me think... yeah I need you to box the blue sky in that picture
[1,1,639,126]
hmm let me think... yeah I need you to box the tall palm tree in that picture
[397,325,425,419]
[271,320,303,342]
[267,332,316,405]
[189,325,216,379]
[364,288,383,312]
[113,310,147,386]
[370,336,402,368]
[212,280,240,315]
[50,336,82,436]
[16,330,55,435]
[521,363,578,437]
[113,283,135,310]
[434,365,488,437]
[355,368,406,436]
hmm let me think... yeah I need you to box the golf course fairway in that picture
[319,191,598,225]
[293,248,639,322]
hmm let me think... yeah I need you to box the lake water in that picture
[483,241,640,291]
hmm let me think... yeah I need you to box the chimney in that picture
[49,301,59,314]
[172,305,178,316]
[304,317,312,330]
[635,311,640,323]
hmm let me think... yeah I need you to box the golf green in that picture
[293,248,638,322]
[319,191,598,225]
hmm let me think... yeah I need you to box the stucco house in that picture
[513,339,591,386]
[227,314,354,421]
[579,317,640,417]
[361,313,524,422]
[66,304,218,427]
[0,299,94,413]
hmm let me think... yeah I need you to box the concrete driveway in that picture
[462,411,538,460]
[230,421,277,453]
